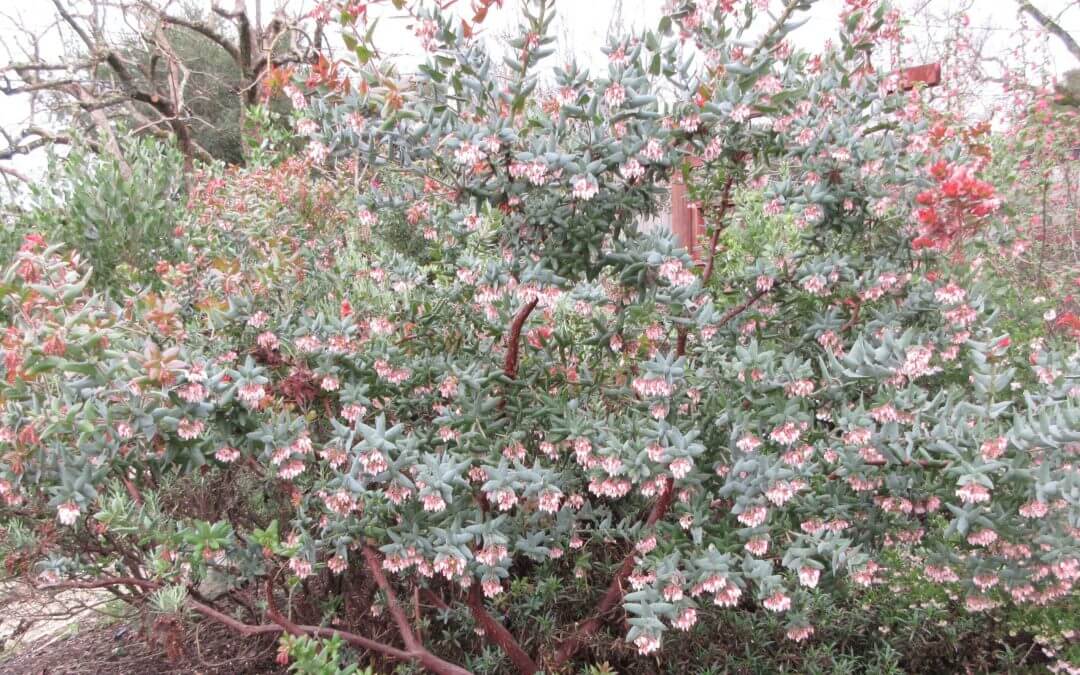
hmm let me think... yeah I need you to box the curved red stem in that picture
[467,583,540,674]
[549,476,675,669]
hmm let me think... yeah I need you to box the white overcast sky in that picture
[0,0,1077,183]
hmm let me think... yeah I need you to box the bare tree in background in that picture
[0,0,328,175]
[1016,0,1080,63]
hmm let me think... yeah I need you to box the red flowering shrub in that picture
[0,1,1077,673]
[912,159,1001,252]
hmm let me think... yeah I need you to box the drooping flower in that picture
[278,460,305,480]
[636,536,657,554]
[745,538,769,556]
[786,624,815,642]
[57,501,80,526]
[851,561,881,587]
[289,557,313,579]
[669,457,693,479]
[1019,500,1049,519]
[784,379,815,397]
[238,383,267,408]
[764,480,799,506]
[215,446,240,463]
[642,139,664,162]
[433,554,466,580]
[956,482,991,504]
[306,141,329,164]
[967,528,998,547]
[177,418,205,440]
[737,435,762,452]
[481,577,503,598]
[737,505,768,528]
[800,274,828,295]
[422,492,447,513]
[604,82,626,108]
[489,488,518,512]
[324,491,357,516]
[453,141,485,165]
[763,591,791,612]
[964,595,999,612]
[798,566,821,588]
[633,632,661,655]
[679,114,701,133]
[571,175,599,201]
[730,104,753,123]
[672,607,698,631]
[980,437,1007,460]
[538,489,562,514]
[935,282,967,305]
[658,259,695,287]
[769,422,802,446]
[632,376,674,398]
[320,375,339,391]
[713,582,742,607]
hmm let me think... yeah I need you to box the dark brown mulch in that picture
[0,617,284,675]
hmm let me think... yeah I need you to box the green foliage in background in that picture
[22,137,184,291]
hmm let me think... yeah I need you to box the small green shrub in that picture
[24,137,185,291]
[282,634,375,674]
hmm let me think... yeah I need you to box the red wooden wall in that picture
[669,173,705,261]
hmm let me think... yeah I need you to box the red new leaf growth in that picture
[912,160,1001,252]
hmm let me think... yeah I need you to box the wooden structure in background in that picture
[896,63,942,92]
[669,171,705,260]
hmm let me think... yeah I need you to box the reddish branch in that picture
[360,546,473,675]
[361,546,418,646]
[677,174,737,357]
[717,287,770,329]
[684,276,785,355]
[467,583,541,674]
[700,175,737,288]
[122,475,143,505]
[503,297,539,379]
[826,458,939,482]
[263,578,417,662]
[498,296,540,412]
[420,587,452,612]
[199,587,444,663]
[472,295,550,671]
[413,586,423,637]
[840,297,863,333]
[191,594,284,638]
[43,571,469,675]
[549,476,675,669]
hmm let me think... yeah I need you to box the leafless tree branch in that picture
[1015,1,1080,63]
[1,0,326,173]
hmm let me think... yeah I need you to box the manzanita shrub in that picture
[1,0,1078,672]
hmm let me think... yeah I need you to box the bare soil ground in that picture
[0,582,283,674]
